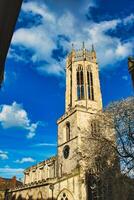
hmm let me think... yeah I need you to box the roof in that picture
[0,177,22,191]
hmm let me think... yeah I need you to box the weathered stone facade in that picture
[8,44,115,200]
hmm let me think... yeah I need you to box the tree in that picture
[104,97,134,177]
[81,97,134,177]
[78,97,134,199]
[78,108,118,199]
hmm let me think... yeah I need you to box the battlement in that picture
[67,44,96,66]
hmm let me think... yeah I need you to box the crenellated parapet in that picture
[67,44,97,67]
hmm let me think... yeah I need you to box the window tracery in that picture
[57,189,74,200]
[60,193,69,200]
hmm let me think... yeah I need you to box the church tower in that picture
[65,43,102,112]
[57,43,103,179]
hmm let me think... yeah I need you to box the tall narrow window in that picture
[77,65,84,100]
[87,66,94,100]
[87,71,90,99]
[66,122,70,141]
[90,71,94,100]
[77,71,81,100]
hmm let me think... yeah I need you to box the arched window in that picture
[87,66,94,100]
[66,122,70,141]
[77,65,84,100]
[57,189,74,200]
[60,192,68,200]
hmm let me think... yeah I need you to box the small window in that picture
[66,122,70,141]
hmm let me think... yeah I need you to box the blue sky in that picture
[0,0,134,180]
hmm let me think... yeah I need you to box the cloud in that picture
[122,76,128,81]
[34,143,57,147]
[8,48,27,63]
[10,0,134,76]
[22,1,55,23]
[0,150,8,160]
[123,14,134,25]
[15,157,36,164]
[85,19,134,66]
[27,123,38,139]
[0,166,24,178]
[0,102,38,138]
[43,0,96,17]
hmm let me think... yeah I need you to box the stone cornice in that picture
[57,104,101,124]
[9,168,80,193]
[58,136,78,147]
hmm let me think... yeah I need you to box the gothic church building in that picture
[9,44,114,200]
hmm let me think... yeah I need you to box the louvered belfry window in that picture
[77,65,84,100]
[87,66,94,100]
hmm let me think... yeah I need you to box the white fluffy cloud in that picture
[0,150,8,160]
[0,102,38,138]
[15,157,36,164]
[10,0,134,75]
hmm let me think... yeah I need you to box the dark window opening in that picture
[77,66,84,100]
[80,70,84,84]
[87,70,94,100]
[66,122,70,141]
[77,86,81,100]
[81,85,84,99]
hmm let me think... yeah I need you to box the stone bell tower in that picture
[65,43,102,112]
[57,43,103,178]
